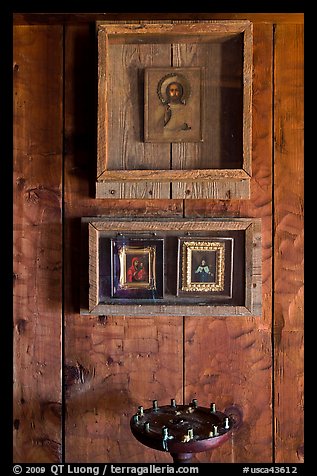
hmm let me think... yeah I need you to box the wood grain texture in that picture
[13,25,63,463]
[184,23,273,329]
[96,21,252,199]
[172,42,222,171]
[13,16,304,465]
[65,315,183,462]
[184,318,272,462]
[106,43,171,173]
[89,218,257,233]
[183,24,274,462]
[98,169,250,181]
[172,179,250,199]
[274,24,304,463]
[171,24,252,176]
[64,25,183,463]
[64,24,184,213]
[88,224,99,311]
[98,26,172,198]
[96,182,170,199]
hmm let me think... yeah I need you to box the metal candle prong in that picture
[192,398,198,408]
[171,398,176,407]
[153,400,159,411]
[138,406,144,416]
[213,425,219,436]
[210,402,216,413]
[133,414,139,423]
[144,422,150,432]
[162,426,169,438]
[209,430,214,437]
[187,428,194,439]
[224,417,230,430]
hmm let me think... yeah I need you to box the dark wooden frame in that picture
[96,20,253,199]
[84,217,261,316]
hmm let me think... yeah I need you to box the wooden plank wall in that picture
[13,26,63,462]
[273,24,304,463]
[13,14,304,464]
[183,22,274,463]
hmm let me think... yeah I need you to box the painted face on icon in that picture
[166,82,183,103]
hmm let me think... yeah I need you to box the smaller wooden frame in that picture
[84,217,261,317]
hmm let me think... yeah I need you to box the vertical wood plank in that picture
[13,25,63,463]
[106,42,171,198]
[184,23,273,329]
[185,318,272,463]
[171,37,246,199]
[88,224,99,311]
[13,16,304,464]
[64,24,182,211]
[64,25,183,462]
[172,42,222,170]
[274,24,304,463]
[65,315,183,463]
[183,24,274,462]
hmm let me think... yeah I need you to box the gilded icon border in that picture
[117,245,156,291]
[111,238,164,300]
[181,241,225,292]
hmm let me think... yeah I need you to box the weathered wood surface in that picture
[13,26,63,462]
[88,225,99,312]
[185,317,272,463]
[274,24,304,463]
[98,27,171,198]
[97,21,252,199]
[13,17,303,465]
[98,169,250,181]
[89,217,257,231]
[183,24,274,462]
[65,315,183,463]
[171,26,252,175]
[64,25,183,462]
[97,31,172,198]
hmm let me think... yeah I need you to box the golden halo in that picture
[157,72,191,105]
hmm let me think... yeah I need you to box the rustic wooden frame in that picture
[84,217,261,316]
[96,21,253,199]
